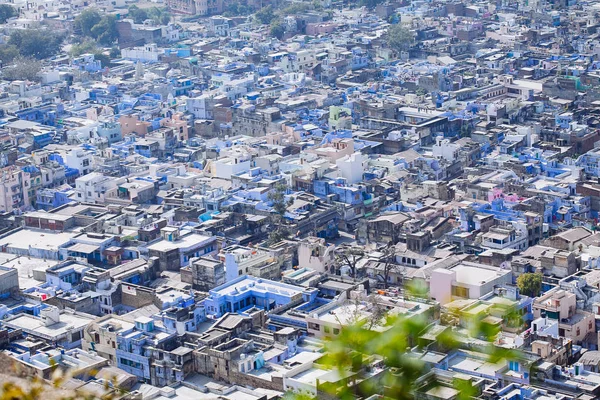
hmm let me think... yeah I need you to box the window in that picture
[120,358,142,369]
[451,286,469,298]
[333,328,340,335]
[324,326,330,334]
[547,311,559,319]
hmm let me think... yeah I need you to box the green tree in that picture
[267,183,291,245]
[109,46,121,59]
[74,9,117,45]
[91,15,118,46]
[280,3,310,14]
[0,4,17,23]
[223,1,252,16]
[9,29,64,59]
[388,24,415,54]
[360,0,384,7]
[148,7,170,25]
[128,5,148,24]
[270,21,285,40]
[94,52,111,68]
[0,45,19,65]
[459,121,473,138]
[70,40,98,57]
[70,40,111,67]
[255,5,276,25]
[75,8,102,37]
[517,273,542,297]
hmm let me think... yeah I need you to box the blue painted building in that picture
[204,275,318,318]
[313,178,369,206]
[36,187,75,211]
[15,103,65,127]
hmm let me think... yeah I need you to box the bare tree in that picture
[334,293,387,331]
[380,243,402,289]
[2,56,41,81]
[334,244,365,278]
[365,294,387,330]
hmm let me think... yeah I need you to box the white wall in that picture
[429,268,455,304]
[336,152,365,184]
[214,158,251,179]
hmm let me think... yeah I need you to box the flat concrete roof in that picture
[147,232,215,252]
[4,312,94,340]
[23,211,73,221]
[210,276,305,298]
[451,264,504,285]
[0,229,75,251]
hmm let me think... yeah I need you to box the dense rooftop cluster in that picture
[2,0,600,399]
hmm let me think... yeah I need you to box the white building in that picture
[481,227,528,251]
[74,172,118,203]
[3,306,94,349]
[221,245,279,282]
[213,157,252,180]
[429,261,512,305]
[65,148,94,175]
[297,237,335,274]
[186,94,214,119]
[432,136,459,162]
[121,43,161,62]
[254,154,282,176]
[336,152,365,184]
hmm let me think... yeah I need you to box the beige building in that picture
[82,314,135,363]
[533,289,595,344]
[0,167,30,212]
[297,237,336,274]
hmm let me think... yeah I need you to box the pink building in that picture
[119,115,151,137]
[533,289,595,344]
[162,113,190,141]
[306,139,355,161]
[306,23,338,36]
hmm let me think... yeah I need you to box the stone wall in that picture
[120,283,154,309]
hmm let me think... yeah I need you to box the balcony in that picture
[153,359,175,368]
